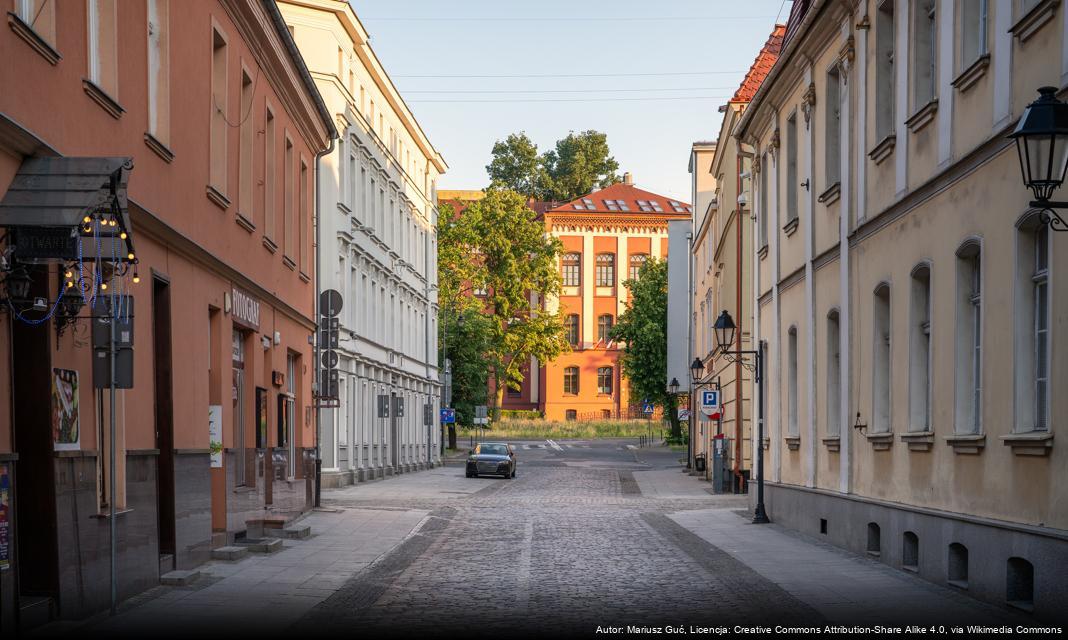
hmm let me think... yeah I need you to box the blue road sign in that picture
[440,408,456,424]
[642,401,654,414]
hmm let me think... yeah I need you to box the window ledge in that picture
[900,431,935,452]
[818,182,841,206]
[785,436,801,451]
[206,185,230,210]
[866,432,894,451]
[758,244,769,260]
[905,99,939,134]
[1010,0,1060,43]
[952,54,991,94]
[282,256,297,271]
[822,436,840,452]
[1000,431,1053,456]
[337,202,351,215]
[783,217,799,236]
[869,134,896,165]
[7,12,60,65]
[299,271,310,283]
[945,433,986,454]
[144,132,174,163]
[236,213,255,233]
[82,79,124,119]
[263,237,278,253]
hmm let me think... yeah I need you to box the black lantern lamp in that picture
[5,266,32,301]
[1010,86,1068,231]
[669,377,680,395]
[713,310,737,353]
[690,357,703,382]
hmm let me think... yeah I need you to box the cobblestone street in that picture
[55,439,1037,638]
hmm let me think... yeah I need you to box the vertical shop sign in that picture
[209,405,223,468]
[52,368,80,451]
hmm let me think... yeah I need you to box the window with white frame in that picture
[911,0,937,110]
[562,252,581,287]
[564,366,579,395]
[759,153,769,249]
[629,254,647,281]
[827,310,841,438]
[908,265,932,432]
[955,243,982,434]
[961,0,988,67]
[873,284,892,433]
[597,367,613,395]
[1015,221,1051,432]
[875,0,896,139]
[788,327,799,437]
[596,253,615,286]
[786,113,798,226]
[826,66,842,187]
[597,314,614,343]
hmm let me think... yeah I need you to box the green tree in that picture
[609,257,681,439]
[543,130,620,201]
[441,308,492,445]
[485,132,549,199]
[451,189,569,419]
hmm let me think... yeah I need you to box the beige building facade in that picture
[735,0,1067,619]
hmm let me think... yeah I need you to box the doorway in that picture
[232,330,246,485]
[152,277,175,564]
[12,266,59,604]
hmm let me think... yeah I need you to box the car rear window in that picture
[477,444,508,455]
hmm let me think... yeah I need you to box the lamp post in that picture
[713,309,769,524]
[1009,86,1068,231]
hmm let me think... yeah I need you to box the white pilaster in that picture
[803,62,817,489]
[770,125,782,484]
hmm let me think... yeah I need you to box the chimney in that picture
[623,172,633,185]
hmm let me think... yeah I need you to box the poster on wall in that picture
[52,368,79,451]
[0,466,9,570]
[209,405,223,468]
[255,388,268,449]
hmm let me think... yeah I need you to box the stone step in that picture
[266,524,310,539]
[18,596,54,631]
[211,546,249,561]
[236,537,284,554]
[160,569,200,586]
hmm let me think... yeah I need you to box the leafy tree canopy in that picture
[485,132,548,199]
[484,130,620,201]
[609,257,681,438]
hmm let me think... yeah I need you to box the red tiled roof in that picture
[545,182,691,216]
[729,24,786,104]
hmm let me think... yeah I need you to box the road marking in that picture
[546,439,564,451]
[625,444,638,450]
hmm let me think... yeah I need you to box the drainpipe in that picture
[734,150,744,490]
[314,135,335,508]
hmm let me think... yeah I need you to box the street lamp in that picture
[690,357,703,382]
[713,309,769,524]
[1009,86,1068,231]
[669,377,680,395]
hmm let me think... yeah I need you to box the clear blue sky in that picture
[348,0,791,202]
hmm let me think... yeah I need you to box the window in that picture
[596,253,615,286]
[759,153,769,249]
[565,314,579,347]
[565,409,577,421]
[1015,220,1050,432]
[507,386,521,398]
[788,327,798,437]
[210,24,228,195]
[873,284,892,433]
[785,113,798,225]
[909,265,932,432]
[238,69,254,223]
[826,66,841,186]
[629,254,647,281]
[562,252,581,287]
[300,159,309,273]
[669,200,689,213]
[597,314,614,343]
[1006,558,1034,609]
[564,366,579,395]
[597,367,613,395]
[87,0,119,97]
[827,310,841,437]
[948,543,969,588]
[903,531,919,571]
[955,243,982,434]
[147,0,170,145]
[603,199,630,211]
[283,136,294,261]
[876,0,896,139]
[264,107,276,242]
[867,522,881,556]
[962,0,988,65]
[14,0,56,47]
[911,0,937,109]
[637,200,662,212]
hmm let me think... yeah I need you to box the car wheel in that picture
[465,471,472,478]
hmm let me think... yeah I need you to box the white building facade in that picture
[280,0,447,485]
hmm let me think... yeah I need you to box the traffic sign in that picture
[678,408,691,420]
[642,401,654,414]
[701,389,721,419]
[319,289,343,317]
[440,408,456,424]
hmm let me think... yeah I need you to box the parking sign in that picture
[700,390,721,418]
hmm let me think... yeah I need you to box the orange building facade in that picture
[0,0,333,626]
[539,179,691,421]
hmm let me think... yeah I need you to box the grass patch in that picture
[463,419,666,441]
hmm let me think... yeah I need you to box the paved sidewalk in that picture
[670,508,1032,626]
[47,507,429,637]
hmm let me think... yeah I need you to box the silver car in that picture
[465,442,516,479]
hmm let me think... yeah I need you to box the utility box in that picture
[711,436,732,494]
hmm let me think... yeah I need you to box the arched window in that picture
[955,241,982,434]
[564,314,580,347]
[563,366,579,395]
[827,310,841,437]
[629,254,648,281]
[597,367,613,395]
[596,253,615,286]
[597,314,614,342]
[562,252,581,287]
